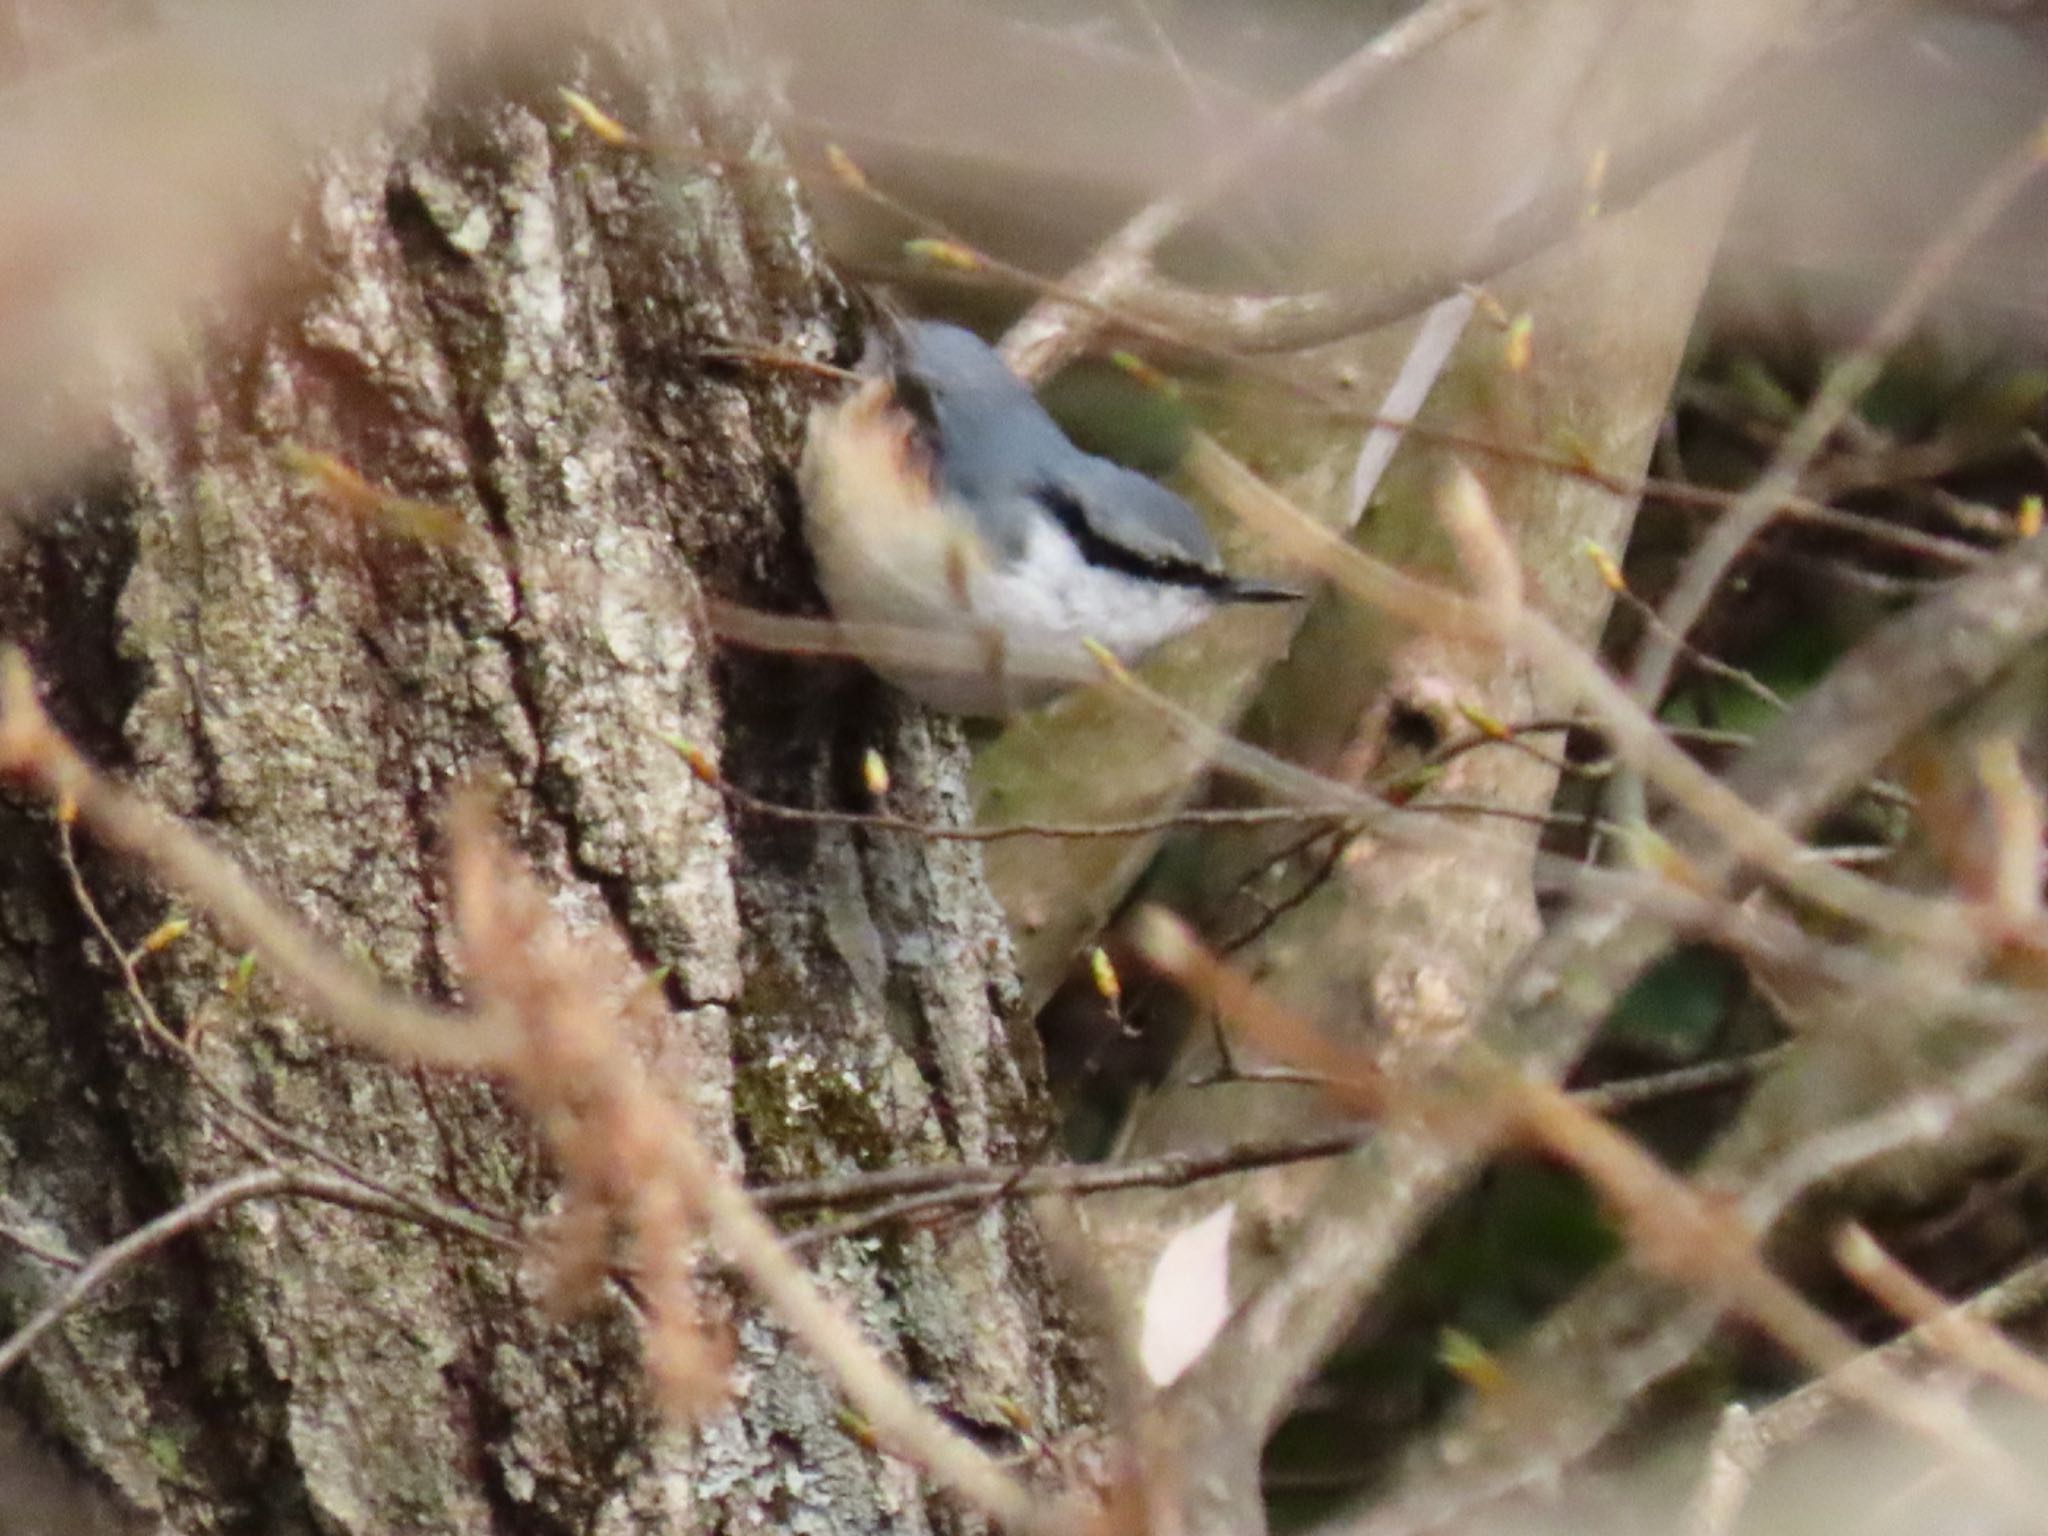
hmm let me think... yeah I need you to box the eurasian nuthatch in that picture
[800,319,1296,715]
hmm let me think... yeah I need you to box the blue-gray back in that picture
[888,321,1221,574]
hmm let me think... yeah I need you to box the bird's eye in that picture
[891,369,940,432]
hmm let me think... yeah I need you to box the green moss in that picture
[728,963,919,1176]
[730,1043,901,1175]
[144,1426,189,1483]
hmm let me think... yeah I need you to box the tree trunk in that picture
[0,10,1096,1533]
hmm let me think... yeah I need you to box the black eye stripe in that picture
[889,369,940,433]
[879,370,946,492]
[1031,481,1227,591]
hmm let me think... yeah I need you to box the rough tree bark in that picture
[0,8,1096,1533]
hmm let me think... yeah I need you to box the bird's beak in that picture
[1216,576,1304,604]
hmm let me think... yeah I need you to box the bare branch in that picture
[753,1049,1786,1244]
[1680,1255,2048,1536]
[1132,913,2040,1501]
[1186,434,1991,952]
[1107,23,1817,356]
[1143,508,2048,1531]
[0,1168,472,1381]
[1632,116,2048,715]
[1834,1224,2048,1410]
[1000,0,1496,378]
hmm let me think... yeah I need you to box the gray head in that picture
[884,320,1077,503]
[884,319,1297,602]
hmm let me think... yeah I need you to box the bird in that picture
[798,319,1297,715]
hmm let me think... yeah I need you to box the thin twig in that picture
[1182,436,1989,954]
[752,1042,1791,1273]
[1834,1223,2048,1409]
[766,1048,1791,1246]
[0,650,505,1070]
[1606,577,1789,716]
[682,737,1627,849]
[0,1217,81,1272]
[50,815,520,1253]
[1680,1252,2048,1536]
[1633,117,2048,715]
[678,1086,1066,1530]
[1106,27,1833,355]
[1135,913,2038,1501]
[1001,0,1496,377]
[1741,1253,2048,1449]
[0,1167,477,1380]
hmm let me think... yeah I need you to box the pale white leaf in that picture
[1138,1202,1235,1387]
